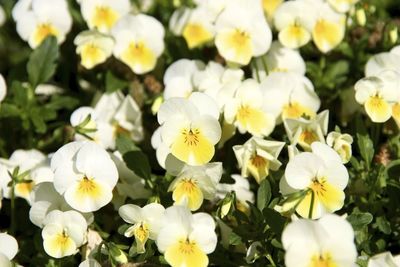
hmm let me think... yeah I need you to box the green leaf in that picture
[325,60,349,82]
[0,103,20,117]
[106,71,128,93]
[45,95,79,110]
[228,231,242,245]
[27,37,59,88]
[263,208,286,237]
[116,135,140,155]
[12,81,29,107]
[257,179,271,211]
[357,134,374,167]
[376,216,391,234]
[347,212,373,231]
[123,151,151,180]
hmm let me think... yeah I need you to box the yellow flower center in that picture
[250,155,268,168]
[178,239,196,255]
[80,43,106,69]
[262,0,283,19]
[282,102,315,120]
[236,105,270,136]
[33,23,59,46]
[165,238,208,267]
[183,23,213,49]
[183,128,200,146]
[310,253,338,267]
[173,178,203,211]
[299,130,319,148]
[91,6,119,31]
[15,181,34,199]
[76,176,102,199]
[134,223,150,243]
[312,19,343,52]
[121,41,156,73]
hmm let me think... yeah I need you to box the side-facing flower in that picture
[111,14,165,74]
[282,214,357,267]
[182,6,215,49]
[157,93,221,166]
[224,79,276,137]
[0,233,18,267]
[42,210,88,258]
[326,131,353,163]
[233,137,285,184]
[74,30,114,69]
[280,142,349,219]
[167,162,222,211]
[51,141,119,212]
[355,70,400,123]
[119,203,165,253]
[368,252,400,267]
[156,206,217,267]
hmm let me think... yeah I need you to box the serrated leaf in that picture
[257,179,271,211]
[347,212,373,231]
[27,37,59,88]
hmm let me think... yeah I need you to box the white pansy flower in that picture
[0,74,6,103]
[311,1,346,53]
[156,206,217,267]
[42,210,87,258]
[74,30,114,69]
[51,141,119,212]
[111,14,164,74]
[13,0,72,48]
[0,233,18,267]
[355,70,400,123]
[169,7,192,36]
[79,259,102,267]
[119,203,165,253]
[262,0,284,22]
[233,137,285,184]
[217,174,255,210]
[163,59,205,100]
[224,79,276,137]
[284,110,329,151]
[282,214,357,267]
[182,7,215,49]
[157,93,221,166]
[167,162,222,211]
[280,142,349,219]
[368,252,400,267]
[326,131,353,163]
[261,72,320,122]
[80,0,131,33]
[274,0,316,49]
[252,41,306,80]
[215,0,272,65]
[365,47,400,77]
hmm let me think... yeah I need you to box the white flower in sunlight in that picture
[368,252,400,267]
[280,142,349,219]
[42,210,87,258]
[217,174,255,211]
[355,70,400,123]
[261,72,320,123]
[13,0,72,48]
[168,162,222,211]
[35,84,64,96]
[157,93,221,166]
[156,206,217,267]
[233,137,285,184]
[215,0,272,65]
[29,182,93,228]
[224,79,276,137]
[74,30,114,69]
[71,92,143,149]
[0,233,18,267]
[80,0,131,33]
[111,14,165,74]
[282,214,357,267]
[182,7,215,49]
[274,0,315,49]
[0,74,6,103]
[169,7,192,36]
[326,131,353,163]
[327,0,359,13]
[252,41,306,80]
[284,110,329,151]
[0,149,53,203]
[119,203,165,253]
[163,59,205,100]
[51,141,119,212]
[310,1,346,53]
[262,0,284,22]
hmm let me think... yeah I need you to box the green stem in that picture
[266,253,276,267]
[10,177,16,235]
[308,190,315,219]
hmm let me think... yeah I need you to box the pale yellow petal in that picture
[121,41,156,74]
[172,179,204,211]
[279,24,310,49]
[364,96,392,123]
[165,239,208,267]
[312,19,344,53]
[216,29,253,65]
[183,23,213,49]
